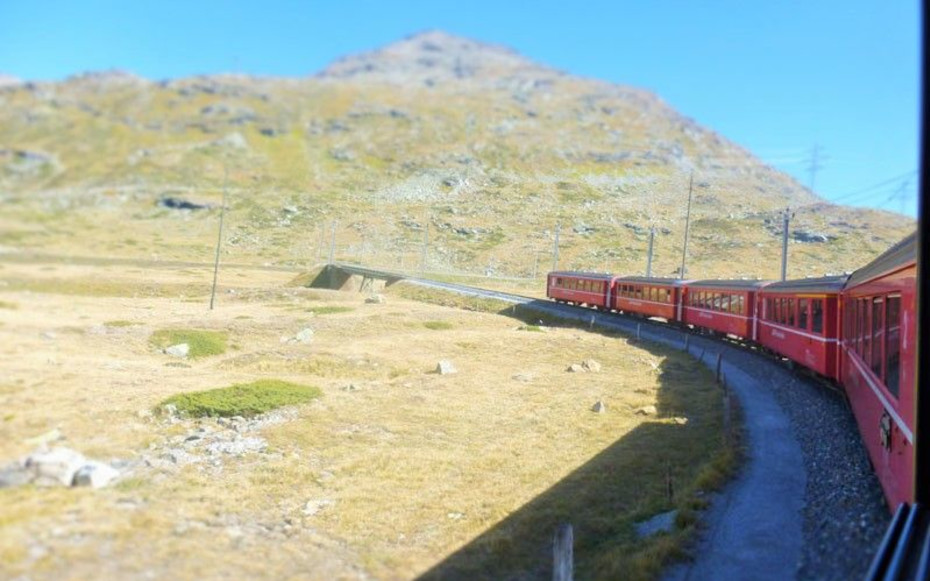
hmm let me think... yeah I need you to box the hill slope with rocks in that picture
[0,30,914,279]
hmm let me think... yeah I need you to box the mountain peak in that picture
[317,29,556,85]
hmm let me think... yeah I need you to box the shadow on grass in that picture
[415,301,733,580]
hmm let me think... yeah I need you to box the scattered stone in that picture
[158,197,209,211]
[670,417,689,425]
[436,360,457,375]
[205,437,266,456]
[25,447,87,486]
[635,509,678,538]
[511,373,534,382]
[164,343,190,358]
[24,428,62,446]
[792,230,831,243]
[365,294,385,304]
[295,328,314,344]
[447,512,465,520]
[635,405,658,416]
[302,499,335,516]
[581,359,602,373]
[72,461,120,488]
[341,383,359,392]
[0,464,32,488]
[566,363,585,373]
[591,400,607,414]
[40,331,57,340]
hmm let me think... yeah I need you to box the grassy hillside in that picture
[0,31,914,280]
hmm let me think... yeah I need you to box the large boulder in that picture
[72,461,120,488]
[26,447,87,486]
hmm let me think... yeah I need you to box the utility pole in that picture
[209,167,228,311]
[780,207,794,281]
[806,144,826,192]
[892,178,912,215]
[328,221,336,265]
[421,220,429,272]
[646,226,656,277]
[552,223,561,272]
[679,173,693,279]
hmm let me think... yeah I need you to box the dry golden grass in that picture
[0,258,734,580]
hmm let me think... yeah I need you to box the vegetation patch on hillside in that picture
[423,320,454,330]
[150,328,228,358]
[158,379,321,418]
[105,319,141,327]
[307,305,354,315]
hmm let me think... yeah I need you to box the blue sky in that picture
[0,1,920,217]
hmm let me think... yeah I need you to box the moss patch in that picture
[423,320,454,330]
[158,379,321,418]
[149,329,227,358]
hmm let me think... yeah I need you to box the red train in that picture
[546,231,917,510]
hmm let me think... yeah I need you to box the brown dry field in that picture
[0,259,727,580]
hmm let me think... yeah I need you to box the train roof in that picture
[845,231,917,288]
[761,275,849,294]
[548,271,615,280]
[687,279,772,290]
[616,276,689,286]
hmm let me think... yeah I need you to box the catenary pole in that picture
[646,226,656,277]
[209,166,228,310]
[679,173,693,279]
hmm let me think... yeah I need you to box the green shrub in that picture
[158,379,321,418]
[150,329,227,358]
[423,320,454,330]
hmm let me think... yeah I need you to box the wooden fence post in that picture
[553,523,573,581]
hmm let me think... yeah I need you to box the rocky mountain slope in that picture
[0,30,915,279]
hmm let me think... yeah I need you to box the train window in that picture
[666,289,672,303]
[811,300,823,334]
[798,299,809,330]
[871,297,884,378]
[885,295,901,397]
[787,299,796,327]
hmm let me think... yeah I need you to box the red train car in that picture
[839,233,916,509]
[757,276,847,380]
[546,271,615,310]
[612,277,687,321]
[682,279,769,340]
